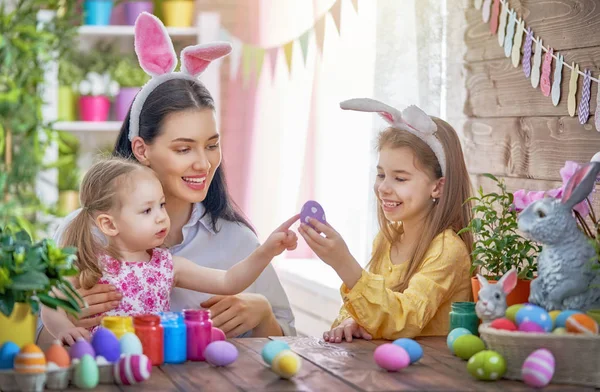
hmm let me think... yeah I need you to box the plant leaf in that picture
[10,271,49,290]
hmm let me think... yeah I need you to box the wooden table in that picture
[67,336,598,391]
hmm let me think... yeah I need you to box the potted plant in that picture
[123,1,154,25]
[111,56,149,121]
[459,174,542,305]
[0,227,82,347]
[57,57,84,122]
[161,0,195,27]
[83,0,115,26]
[56,131,81,215]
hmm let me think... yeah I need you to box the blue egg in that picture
[555,310,584,329]
[261,340,290,366]
[515,304,553,332]
[447,328,472,353]
[0,342,20,370]
[392,338,423,364]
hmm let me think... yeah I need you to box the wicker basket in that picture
[479,325,600,388]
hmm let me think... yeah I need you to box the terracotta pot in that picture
[471,276,531,306]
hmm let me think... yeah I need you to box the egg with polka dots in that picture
[515,304,553,332]
[467,350,506,381]
[300,200,326,229]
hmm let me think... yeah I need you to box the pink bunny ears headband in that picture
[339,98,447,176]
[128,12,232,141]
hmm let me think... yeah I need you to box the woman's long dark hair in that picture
[113,78,254,234]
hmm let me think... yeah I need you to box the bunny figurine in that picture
[475,267,518,324]
[518,161,600,311]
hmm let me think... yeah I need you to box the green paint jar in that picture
[449,302,480,335]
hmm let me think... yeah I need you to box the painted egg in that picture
[548,310,561,328]
[566,313,599,335]
[120,332,143,356]
[522,349,555,388]
[14,344,46,374]
[505,304,525,322]
[45,340,70,369]
[0,342,20,370]
[204,341,238,367]
[392,338,423,364]
[452,335,485,360]
[373,343,410,371]
[261,340,290,366]
[271,349,302,379]
[446,327,472,353]
[300,200,326,228]
[211,327,226,342]
[555,310,583,329]
[73,354,99,389]
[92,327,121,363]
[70,337,96,360]
[114,354,152,385]
[518,320,546,333]
[467,350,506,381]
[490,318,517,331]
[515,305,552,332]
[552,327,568,335]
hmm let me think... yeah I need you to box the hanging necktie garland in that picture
[480,0,600,131]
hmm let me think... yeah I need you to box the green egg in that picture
[467,350,506,381]
[452,334,486,360]
[552,327,568,335]
[505,304,524,322]
[74,354,99,389]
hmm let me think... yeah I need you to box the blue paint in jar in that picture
[159,311,187,364]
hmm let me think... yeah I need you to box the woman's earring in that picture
[432,198,437,203]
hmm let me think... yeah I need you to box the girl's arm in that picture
[41,305,90,345]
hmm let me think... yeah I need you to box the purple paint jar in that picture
[183,309,212,361]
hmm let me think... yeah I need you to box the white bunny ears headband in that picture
[128,12,232,141]
[340,98,447,176]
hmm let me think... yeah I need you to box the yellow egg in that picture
[549,310,561,328]
[14,344,46,374]
[271,350,301,379]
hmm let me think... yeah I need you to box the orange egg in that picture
[566,313,599,335]
[14,344,46,374]
[45,340,71,368]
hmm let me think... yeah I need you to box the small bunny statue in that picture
[475,267,518,324]
[518,161,600,311]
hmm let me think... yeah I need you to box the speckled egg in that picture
[14,344,46,374]
[70,337,96,361]
[467,350,506,381]
[566,313,599,335]
[555,310,583,329]
[45,340,70,369]
[261,340,290,366]
[515,304,552,332]
[119,332,143,356]
[505,304,525,322]
[91,328,121,363]
[73,354,99,389]
[522,349,555,388]
[490,318,517,331]
[518,320,546,333]
[114,354,152,385]
[300,200,326,228]
[447,327,472,353]
[392,338,423,364]
[272,349,302,379]
[452,335,486,360]
[204,341,238,367]
[0,342,20,370]
[373,343,410,371]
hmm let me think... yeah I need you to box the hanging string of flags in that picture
[218,0,358,83]
[476,0,600,131]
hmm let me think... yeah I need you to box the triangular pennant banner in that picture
[241,44,254,84]
[315,15,326,55]
[350,0,358,13]
[330,0,342,35]
[267,47,279,80]
[284,40,294,74]
[254,47,265,82]
[229,36,243,81]
[299,29,311,65]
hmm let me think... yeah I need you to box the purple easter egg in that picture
[203,341,238,367]
[300,200,326,228]
[518,320,546,333]
[70,338,96,360]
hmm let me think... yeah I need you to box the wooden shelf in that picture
[78,25,197,37]
[53,121,122,132]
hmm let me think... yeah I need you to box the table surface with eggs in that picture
[57,336,597,392]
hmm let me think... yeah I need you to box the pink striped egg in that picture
[521,349,555,388]
[114,354,152,385]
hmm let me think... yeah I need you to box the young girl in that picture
[42,157,299,345]
[299,98,473,342]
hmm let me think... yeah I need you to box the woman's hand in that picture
[68,284,122,328]
[323,318,372,343]
[200,293,279,338]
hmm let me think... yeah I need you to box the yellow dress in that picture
[331,229,472,340]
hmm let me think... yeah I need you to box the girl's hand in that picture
[323,318,372,343]
[68,284,122,329]
[260,214,300,257]
[58,327,91,346]
[298,218,353,269]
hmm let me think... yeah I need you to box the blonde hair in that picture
[61,157,149,289]
[369,117,473,292]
